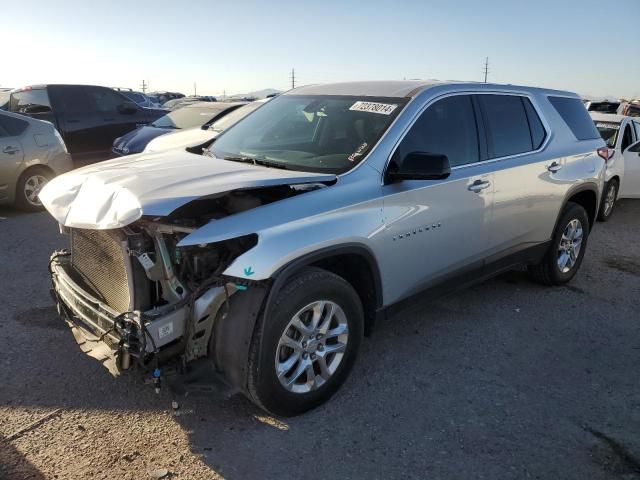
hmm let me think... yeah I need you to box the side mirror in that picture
[118,101,138,114]
[386,152,451,183]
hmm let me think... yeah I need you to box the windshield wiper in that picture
[222,155,289,170]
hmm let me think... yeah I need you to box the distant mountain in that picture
[226,88,283,100]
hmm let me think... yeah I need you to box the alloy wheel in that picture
[557,218,583,273]
[603,183,617,217]
[275,300,349,394]
[23,174,48,207]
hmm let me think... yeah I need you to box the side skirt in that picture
[376,241,550,322]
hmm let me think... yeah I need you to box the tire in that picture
[528,202,590,285]
[597,179,618,222]
[247,267,364,416]
[15,166,53,212]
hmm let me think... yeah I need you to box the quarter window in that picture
[395,95,479,168]
[548,96,601,141]
[478,95,534,158]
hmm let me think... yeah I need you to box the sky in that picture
[1,0,638,99]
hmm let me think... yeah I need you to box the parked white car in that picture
[143,99,269,153]
[590,112,640,220]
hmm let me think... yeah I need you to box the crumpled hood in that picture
[39,150,336,229]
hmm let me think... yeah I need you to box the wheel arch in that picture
[558,183,599,230]
[266,244,383,336]
[14,163,55,206]
[210,243,383,394]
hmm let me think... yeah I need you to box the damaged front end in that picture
[47,187,304,380]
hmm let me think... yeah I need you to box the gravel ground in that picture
[1,200,639,480]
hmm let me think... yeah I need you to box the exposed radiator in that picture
[70,229,132,313]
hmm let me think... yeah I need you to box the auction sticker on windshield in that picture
[349,101,397,115]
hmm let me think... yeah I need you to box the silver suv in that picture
[42,81,606,416]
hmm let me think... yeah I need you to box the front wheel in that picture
[597,179,618,222]
[528,202,590,285]
[247,268,364,416]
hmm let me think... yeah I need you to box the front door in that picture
[378,94,493,305]
[619,122,640,198]
[620,140,640,198]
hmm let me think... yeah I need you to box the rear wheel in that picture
[247,268,364,416]
[597,179,618,222]
[15,166,52,212]
[528,202,590,285]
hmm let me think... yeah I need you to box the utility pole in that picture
[194,82,197,96]
[290,68,296,89]
[483,57,489,83]
[140,80,148,93]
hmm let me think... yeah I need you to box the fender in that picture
[212,243,383,393]
[555,181,600,231]
[264,243,384,314]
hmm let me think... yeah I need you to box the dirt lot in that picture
[1,200,639,480]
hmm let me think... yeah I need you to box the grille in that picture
[70,229,132,313]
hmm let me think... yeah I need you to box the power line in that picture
[483,57,489,83]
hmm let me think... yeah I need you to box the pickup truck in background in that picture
[8,85,167,165]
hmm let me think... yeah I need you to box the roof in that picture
[589,112,626,123]
[285,80,578,99]
[180,101,247,110]
[286,81,442,98]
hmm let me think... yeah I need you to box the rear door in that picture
[83,86,143,152]
[379,94,494,304]
[479,94,562,260]
[48,85,96,159]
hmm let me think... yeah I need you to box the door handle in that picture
[468,179,491,193]
[2,146,19,155]
[547,162,562,173]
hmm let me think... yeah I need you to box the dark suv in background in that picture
[8,85,167,165]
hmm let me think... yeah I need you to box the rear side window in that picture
[0,115,29,136]
[523,99,546,149]
[9,89,52,114]
[395,95,479,168]
[478,95,534,158]
[85,87,127,113]
[51,85,92,112]
[548,96,601,140]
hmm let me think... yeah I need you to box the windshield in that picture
[209,102,264,132]
[594,121,620,148]
[151,107,222,129]
[209,95,407,173]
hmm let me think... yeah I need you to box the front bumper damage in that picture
[49,252,229,376]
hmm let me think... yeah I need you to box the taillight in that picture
[597,147,611,162]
